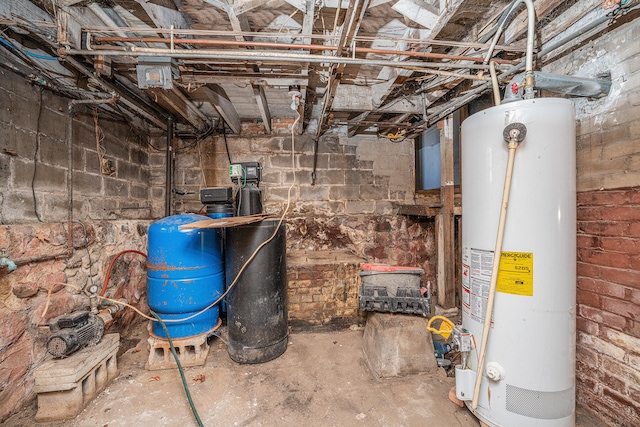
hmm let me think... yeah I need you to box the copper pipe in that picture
[92,36,515,64]
[85,26,529,53]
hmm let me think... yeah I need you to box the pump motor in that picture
[46,311,105,358]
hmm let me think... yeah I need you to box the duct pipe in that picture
[61,47,496,71]
[66,93,118,255]
[165,117,174,217]
[91,36,514,64]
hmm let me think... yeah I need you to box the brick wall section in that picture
[287,250,365,329]
[543,17,640,427]
[576,188,640,426]
[0,69,152,224]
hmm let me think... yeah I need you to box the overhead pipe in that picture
[489,61,501,106]
[61,55,167,129]
[66,93,119,256]
[418,2,640,131]
[85,25,528,53]
[90,35,515,64]
[61,47,498,71]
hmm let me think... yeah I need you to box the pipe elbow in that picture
[0,249,17,272]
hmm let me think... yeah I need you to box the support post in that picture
[436,115,456,308]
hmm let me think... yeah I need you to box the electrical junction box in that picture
[136,57,178,89]
[200,187,233,204]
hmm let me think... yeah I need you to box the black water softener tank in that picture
[225,219,288,363]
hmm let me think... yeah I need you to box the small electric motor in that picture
[46,311,105,358]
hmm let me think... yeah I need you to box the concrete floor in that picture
[7,325,605,427]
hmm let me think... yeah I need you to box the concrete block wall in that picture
[150,129,415,217]
[0,69,152,421]
[544,17,640,426]
[0,69,152,224]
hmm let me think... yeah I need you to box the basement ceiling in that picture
[0,0,633,138]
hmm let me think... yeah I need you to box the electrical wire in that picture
[75,220,95,293]
[222,122,232,165]
[101,250,148,296]
[32,88,43,221]
[151,310,204,427]
[0,36,59,61]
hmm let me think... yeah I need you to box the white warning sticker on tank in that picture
[469,248,494,323]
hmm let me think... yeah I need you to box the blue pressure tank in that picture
[147,214,224,339]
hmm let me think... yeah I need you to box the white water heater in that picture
[456,98,576,427]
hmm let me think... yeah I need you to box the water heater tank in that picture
[456,98,576,426]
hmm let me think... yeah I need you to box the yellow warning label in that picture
[497,251,533,296]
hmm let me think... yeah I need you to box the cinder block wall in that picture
[0,70,151,421]
[544,18,640,426]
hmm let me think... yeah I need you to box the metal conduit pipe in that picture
[66,94,119,255]
[483,0,536,97]
[62,47,497,71]
[90,36,515,64]
[62,56,167,129]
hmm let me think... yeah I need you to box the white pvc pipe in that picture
[470,137,520,411]
[489,61,501,106]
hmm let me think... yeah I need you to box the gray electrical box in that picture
[136,57,178,89]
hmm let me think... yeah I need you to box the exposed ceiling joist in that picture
[392,0,439,30]
[148,87,209,131]
[133,0,189,30]
[253,85,272,133]
[199,86,242,134]
[315,0,371,136]
[504,0,566,44]
[333,85,423,113]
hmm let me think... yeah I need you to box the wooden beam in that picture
[297,0,315,133]
[392,0,439,30]
[315,0,370,137]
[353,0,466,136]
[253,85,272,134]
[200,86,242,134]
[148,88,208,131]
[134,0,189,30]
[332,85,423,113]
[437,115,456,309]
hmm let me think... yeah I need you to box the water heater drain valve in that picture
[486,362,506,382]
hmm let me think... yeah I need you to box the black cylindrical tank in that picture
[225,219,288,363]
